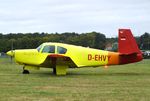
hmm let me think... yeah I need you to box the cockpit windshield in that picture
[36,44,43,52]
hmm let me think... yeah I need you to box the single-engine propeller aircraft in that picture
[7,29,143,75]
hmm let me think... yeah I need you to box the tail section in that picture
[118,29,143,64]
[118,29,141,54]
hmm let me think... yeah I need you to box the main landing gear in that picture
[53,67,56,75]
[52,65,67,75]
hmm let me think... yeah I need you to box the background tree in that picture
[0,31,149,53]
[140,32,150,50]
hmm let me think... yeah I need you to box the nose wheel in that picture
[22,70,30,74]
[23,67,30,74]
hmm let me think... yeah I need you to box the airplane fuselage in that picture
[9,43,121,68]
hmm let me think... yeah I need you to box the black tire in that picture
[22,70,30,74]
[53,68,56,75]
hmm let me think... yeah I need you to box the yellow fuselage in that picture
[7,43,119,68]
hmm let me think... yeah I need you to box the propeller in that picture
[6,40,15,63]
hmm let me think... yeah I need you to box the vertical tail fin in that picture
[118,29,143,64]
[118,29,141,54]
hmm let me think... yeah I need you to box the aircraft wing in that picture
[41,54,77,68]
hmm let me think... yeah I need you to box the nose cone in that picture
[6,50,14,57]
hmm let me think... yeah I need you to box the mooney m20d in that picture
[7,29,143,75]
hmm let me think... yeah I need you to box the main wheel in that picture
[53,68,56,75]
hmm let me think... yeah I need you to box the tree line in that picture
[0,31,149,53]
[0,32,106,52]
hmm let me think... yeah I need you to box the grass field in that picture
[0,57,150,101]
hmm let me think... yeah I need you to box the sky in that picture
[0,0,149,37]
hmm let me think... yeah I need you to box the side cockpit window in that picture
[57,46,67,54]
[42,45,55,53]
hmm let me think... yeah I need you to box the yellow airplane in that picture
[7,29,143,75]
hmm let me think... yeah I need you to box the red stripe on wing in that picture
[48,54,65,58]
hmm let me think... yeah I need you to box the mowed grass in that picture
[0,58,150,101]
